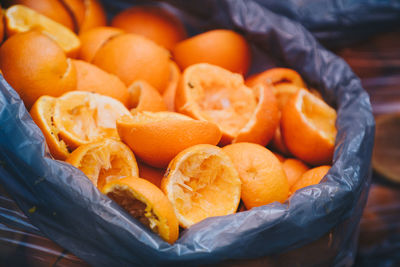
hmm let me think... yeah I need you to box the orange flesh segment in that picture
[188,68,257,137]
[167,149,241,226]
[54,92,131,148]
[299,93,337,143]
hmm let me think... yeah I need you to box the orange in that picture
[59,0,85,32]
[163,61,181,111]
[92,33,171,92]
[175,63,279,146]
[52,91,132,150]
[0,31,76,109]
[78,0,107,33]
[117,111,221,168]
[161,144,241,228]
[30,96,70,160]
[5,5,81,57]
[66,139,139,190]
[222,143,289,209]
[72,59,130,106]
[111,5,187,51]
[282,158,309,190]
[246,68,307,89]
[173,29,251,75]
[281,88,337,165]
[272,152,285,162]
[78,26,124,62]
[138,162,165,188]
[270,126,291,156]
[291,165,330,194]
[0,9,4,43]
[102,176,179,244]
[128,80,167,112]
[5,0,75,30]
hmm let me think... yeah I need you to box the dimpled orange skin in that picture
[246,68,307,89]
[72,59,130,107]
[6,0,75,30]
[101,176,179,244]
[111,5,187,51]
[0,31,76,109]
[222,143,289,209]
[92,33,171,92]
[173,29,251,75]
[78,27,124,62]
[117,112,222,168]
[291,165,330,194]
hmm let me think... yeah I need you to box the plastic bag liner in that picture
[0,0,375,266]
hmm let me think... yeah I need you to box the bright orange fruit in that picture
[246,68,306,89]
[111,5,187,50]
[66,139,139,190]
[175,63,279,146]
[162,61,181,111]
[72,59,130,106]
[52,91,132,150]
[291,165,330,194]
[282,158,309,190]
[92,33,171,92]
[222,143,289,209]
[0,10,4,43]
[173,29,251,75]
[102,177,179,244]
[117,111,221,168]
[138,162,165,188]
[161,144,241,228]
[0,31,76,109]
[281,89,337,165]
[128,80,167,112]
[74,0,106,33]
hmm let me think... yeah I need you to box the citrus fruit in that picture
[5,0,75,30]
[102,176,179,244]
[66,139,139,190]
[79,0,107,33]
[272,152,285,162]
[78,26,124,62]
[138,162,165,188]
[291,165,331,194]
[0,10,4,43]
[282,158,309,190]
[72,59,130,106]
[4,5,81,57]
[281,88,337,165]
[59,0,85,32]
[372,113,400,183]
[128,80,167,112]
[52,91,132,150]
[173,29,251,75]
[0,31,76,109]
[117,111,221,168]
[246,68,307,89]
[163,61,181,111]
[30,96,70,160]
[175,63,279,146]
[161,144,241,228]
[111,5,187,50]
[222,143,289,209]
[92,33,171,92]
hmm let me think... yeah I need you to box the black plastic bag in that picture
[0,0,375,266]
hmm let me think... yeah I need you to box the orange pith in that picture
[163,61,181,111]
[291,165,331,194]
[53,91,132,150]
[30,96,70,160]
[66,139,138,190]
[72,59,130,107]
[102,177,179,244]
[161,144,241,228]
[5,5,81,57]
[128,80,167,112]
[222,143,289,209]
[175,63,279,146]
[91,33,171,92]
[78,26,124,62]
[117,111,222,168]
[246,68,306,89]
[111,5,187,50]
[173,29,251,75]
[282,88,337,165]
[0,31,76,109]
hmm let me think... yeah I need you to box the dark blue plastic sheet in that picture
[0,0,375,266]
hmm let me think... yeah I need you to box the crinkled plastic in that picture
[0,0,375,266]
